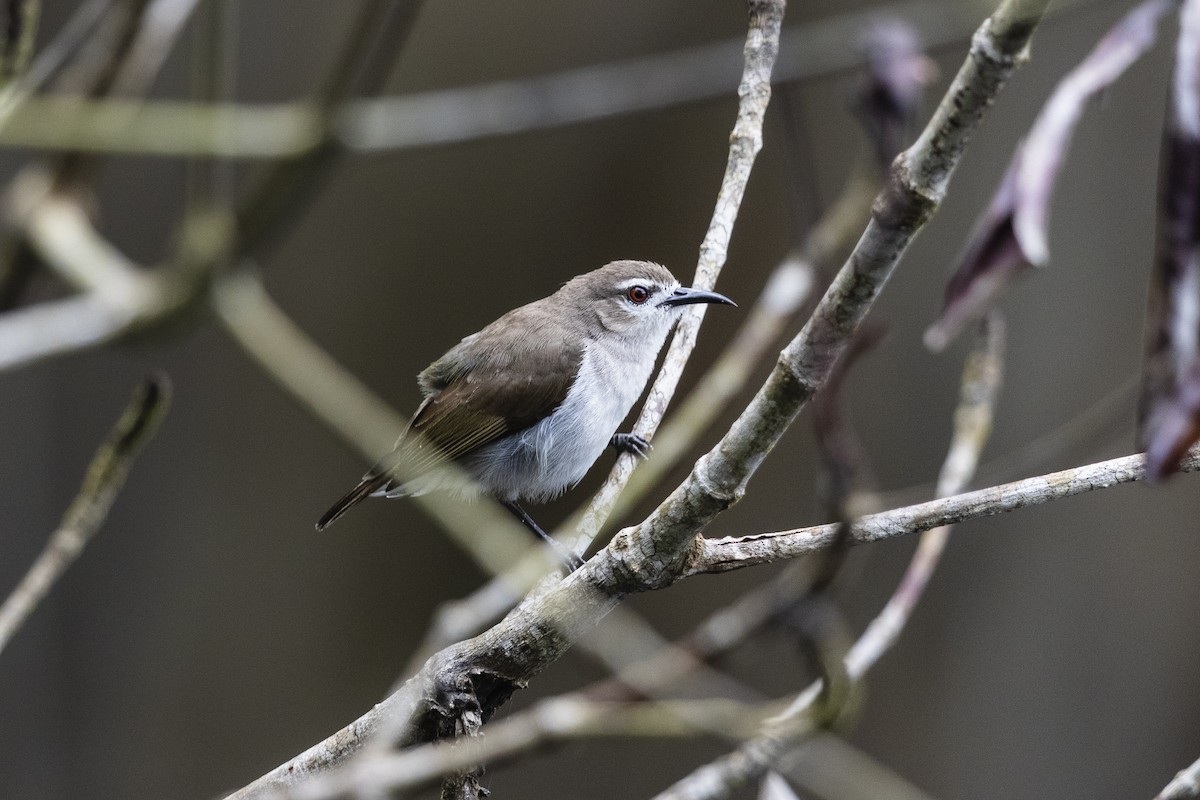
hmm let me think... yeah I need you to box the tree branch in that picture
[1157,755,1200,800]
[650,313,1004,800]
[223,2,1052,796]
[0,374,170,655]
[690,446,1199,576]
[0,0,1104,158]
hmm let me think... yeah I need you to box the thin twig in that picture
[689,446,1196,576]
[0,375,170,655]
[570,0,787,559]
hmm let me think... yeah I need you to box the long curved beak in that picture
[659,286,736,307]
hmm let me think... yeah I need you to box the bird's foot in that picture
[609,432,652,459]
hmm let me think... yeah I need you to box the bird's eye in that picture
[626,285,651,304]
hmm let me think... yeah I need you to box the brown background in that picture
[1,1,1198,798]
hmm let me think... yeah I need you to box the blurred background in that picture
[1,1,1198,798]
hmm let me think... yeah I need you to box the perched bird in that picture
[316,260,735,567]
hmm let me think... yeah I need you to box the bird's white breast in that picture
[463,324,670,502]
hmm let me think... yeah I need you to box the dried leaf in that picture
[1141,0,1200,480]
[924,161,1030,352]
[852,18,938,167]
[926,0,1175,352]
[1015,0,1177,264]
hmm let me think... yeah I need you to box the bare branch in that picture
[571,0,787,558]
[842,314,1003,676]
[0,374,170,655]
[0,175,199,371]
[690,446,1198,576]
[616,0,1050,591]
[0,0,1103,159]
[652,313,1004,800]
[289,697,770,800]
[1157,755,1200,800]
[223,3,1052,796]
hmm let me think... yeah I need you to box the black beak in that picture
[659,286,737,308]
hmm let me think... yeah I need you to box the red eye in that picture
[627,285,650,304]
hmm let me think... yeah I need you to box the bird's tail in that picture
[316,474,388,531]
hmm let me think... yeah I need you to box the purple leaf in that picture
[1015,0,1177,264]
[1141,0,1200,480]
[852,18,938,167]
[926,0,1176,352]
[924,158,1031,352]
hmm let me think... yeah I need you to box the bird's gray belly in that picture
[389,339,654,503]
[471,343,648,502]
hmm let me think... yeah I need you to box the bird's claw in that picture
[609,432,652,459]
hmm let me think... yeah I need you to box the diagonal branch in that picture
[1157,755,1200,800]
[0,374,170,655]
[572,0,787,556]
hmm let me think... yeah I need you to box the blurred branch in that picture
[0,0,39,87]
[567,0,787,559]
[233,0,424,256]
[0,375,170,655]
[211,269,407,458]
[0,174,208,371]
[689,446,1197,576]
[210,268,564,583]
[287,697,770,800]
[841,313,1002,673]
[1157,755,1200,800]
[0,0,1110,159]
[776,733,940,800]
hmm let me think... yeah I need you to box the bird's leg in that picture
[500,500,585,573]
[609,432,651,459]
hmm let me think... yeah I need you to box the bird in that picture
[316,260,735,568]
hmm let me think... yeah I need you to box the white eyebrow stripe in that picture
[614,278,668,291]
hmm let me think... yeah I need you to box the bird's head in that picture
[564,260,736,340]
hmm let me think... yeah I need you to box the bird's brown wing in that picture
[378,304,584,481]
[316,304,582,530]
